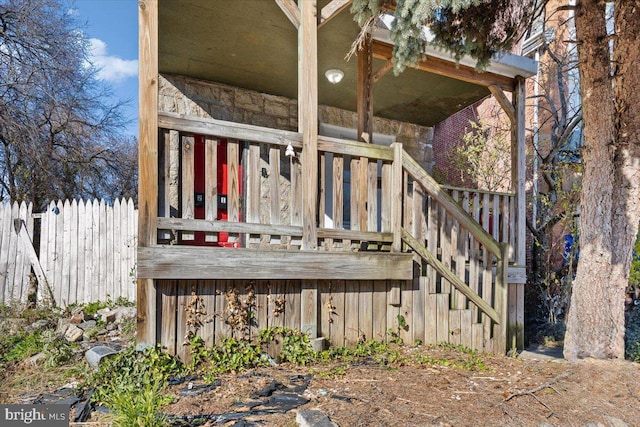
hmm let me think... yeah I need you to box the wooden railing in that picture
[154,112,510,351]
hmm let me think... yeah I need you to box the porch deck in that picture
[137,113,522,360]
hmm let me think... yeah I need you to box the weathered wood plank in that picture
[181,134,195,241]
[425,293,437,344]
[301,280,318,337]
[199,280,216,347]
[449,310,461,345]
[372,281,387,341]
[205,137,218,242]
[77,200,86,303]
[358,280,373,341]
[399,279,413,344]
[159,280,177,355]
[436,293,449,343]
[344,281,360,346]
[331,280,346,347]
[460,309,473,348]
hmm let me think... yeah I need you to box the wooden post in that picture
[493,243,509,354]
[137,0,158,346]
[357,32,373,143]
[299,0,318,250]
[512,76,526,267]
[510,76,527,349]
[391,143,403,253]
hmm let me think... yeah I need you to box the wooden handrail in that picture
[158,111,303,148]
[318,135,394,161]
[402,229,501,324]
[401,151,502,258]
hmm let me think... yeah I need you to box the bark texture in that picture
[564,1,640,360]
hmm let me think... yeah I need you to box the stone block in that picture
[55,318,70,336]
[64,324,84,342]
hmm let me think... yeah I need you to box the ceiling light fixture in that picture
[325,69,344,84]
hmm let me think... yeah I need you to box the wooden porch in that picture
[137,0,535,360]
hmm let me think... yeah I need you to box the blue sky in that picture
[73,0,139,136]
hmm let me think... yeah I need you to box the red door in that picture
[189,135,242,247]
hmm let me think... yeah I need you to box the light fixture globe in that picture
[325,69,344,84]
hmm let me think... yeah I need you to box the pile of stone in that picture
[54,305,136,344]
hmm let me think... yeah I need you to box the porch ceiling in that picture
[158,0,492,127]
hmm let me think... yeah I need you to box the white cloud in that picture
[89,38,138,83]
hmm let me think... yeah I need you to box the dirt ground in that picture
[160,344,640,427]
[2,326,639,427]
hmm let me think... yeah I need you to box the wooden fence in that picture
[0,198,137,307]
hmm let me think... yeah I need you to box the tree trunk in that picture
[564,1,640,360]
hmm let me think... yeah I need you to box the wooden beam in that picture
[488,85,516,124]
[299,0,318,250]
[372,40,515,91]
[319,0,352,28]
[513,76,527,266]
[137,0,158,346]
[138,246,414,281]
[357,32,373,143]
[318,135,393,160]
[373,60,393,84]
[275,0,300,29]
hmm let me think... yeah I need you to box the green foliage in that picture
[101,379,171,427]
[0,331,43,367]
[387,314,409,345]
[41,330,75,368]
[259,327,316,365]
[415,343,488,371]
[88,345,184,404]
[449,119,511,191]
[189,336,267,375]
[350,0,537,73]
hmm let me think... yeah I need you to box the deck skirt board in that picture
[138,246,413,280]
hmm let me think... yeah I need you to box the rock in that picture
[30,319,50,331]
[69,307,84,324]
[64,324,84,342]
[97,308,116,324]
[78,320,97,331]
[24,352,47,366]
[85,345,119,368]
[56,318,71,336]
[296,410,339,427]
[310,337,326,352]
[113,306,136,323]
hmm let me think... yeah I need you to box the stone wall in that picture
[159,74,433,171]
